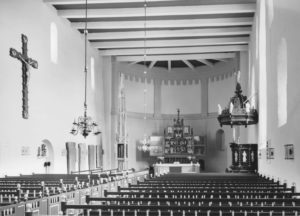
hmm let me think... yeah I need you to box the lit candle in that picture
[217,104,222,115]
[229,102,234,114]
[245,102,250,113]
[236,70,241,83]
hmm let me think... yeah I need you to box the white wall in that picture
[248,0,300,189]
[125,79,154,114]
[208,75,235,113]
[124,77,202,115]
[120,60,236,116]
[161,81,201,114]
[0,0,105,175]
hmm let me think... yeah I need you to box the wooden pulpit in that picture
[230,143,258,173]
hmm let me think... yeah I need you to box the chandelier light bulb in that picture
[142,145,147,152]
[137,0,151,152]
[138,133,150,152]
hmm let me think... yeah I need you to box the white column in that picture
[239,51,249,144]
[102,56,113,170]
[239,51,249,95]
[201,78,208,116]
[111,57,119,169]
[153,79,162,118]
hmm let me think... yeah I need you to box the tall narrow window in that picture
[267,0,274,28]
[90,57,95,90]
[255,16,259,59]
[50,22,58,64]
[250,66,256,107]
[277,38,287,127]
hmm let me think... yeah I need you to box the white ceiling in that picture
[44,0,256,70]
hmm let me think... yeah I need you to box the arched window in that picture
[90,57,95,90]
[267,0,274,28]
[50,22,58,64]
[216,129,225,151]
[250,66,256,106]
[277,38,287,127]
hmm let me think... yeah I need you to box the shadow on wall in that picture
[204,129,228,173]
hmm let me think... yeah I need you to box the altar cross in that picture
[10,34,38,119]
[177,108,180,119]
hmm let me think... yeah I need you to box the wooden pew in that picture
[50,173,295,216]
[58,173,300,216]
[61,201,300,215]
[86,194,300,206]
[104,190,300,199]
[14,170,148,215]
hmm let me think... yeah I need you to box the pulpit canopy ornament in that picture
[217,82,258,127]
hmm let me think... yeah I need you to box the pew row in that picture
[0,170,148,216]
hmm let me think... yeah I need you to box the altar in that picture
[147,109,207,171]
[154,163,200,175]
[162,110,207,165]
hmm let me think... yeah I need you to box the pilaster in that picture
[201,77,209,116]
[153,79,162,118]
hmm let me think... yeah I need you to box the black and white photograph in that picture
[0,0,300,215]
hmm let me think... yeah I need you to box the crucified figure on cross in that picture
[10,34,38,119]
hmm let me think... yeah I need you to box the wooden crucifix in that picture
[10,34,38,119]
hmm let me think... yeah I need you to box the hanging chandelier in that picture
[138,134,151,152]
[70,0,100,138]
[137,0,151,152]
[217,77,258,128]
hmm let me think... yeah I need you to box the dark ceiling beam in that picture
[116,52,236,61]
[58,4,256,19]
[72,17,253,30]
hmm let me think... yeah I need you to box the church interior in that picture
[1,0,300,215]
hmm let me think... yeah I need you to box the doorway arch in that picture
[41,139,54,173]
